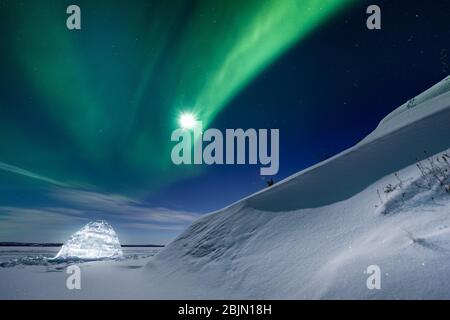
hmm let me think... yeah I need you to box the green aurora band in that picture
[0,0,353,194]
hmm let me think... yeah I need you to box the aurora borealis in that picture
[0,0,351,192]
[1,0,449,243]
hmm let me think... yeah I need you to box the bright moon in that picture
[179,112,197,129]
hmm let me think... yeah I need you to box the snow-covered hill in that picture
[144,76,450,299]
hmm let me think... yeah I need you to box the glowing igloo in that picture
[54,220,123,260]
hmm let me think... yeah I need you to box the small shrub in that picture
[376,151,450,214]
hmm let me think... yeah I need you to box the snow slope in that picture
[144,76,450,299]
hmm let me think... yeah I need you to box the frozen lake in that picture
[0,246,163,299]
[0,246,162,267]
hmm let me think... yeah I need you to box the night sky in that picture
[0,0,449,244]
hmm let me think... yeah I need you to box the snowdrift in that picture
[144,76,450,299]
